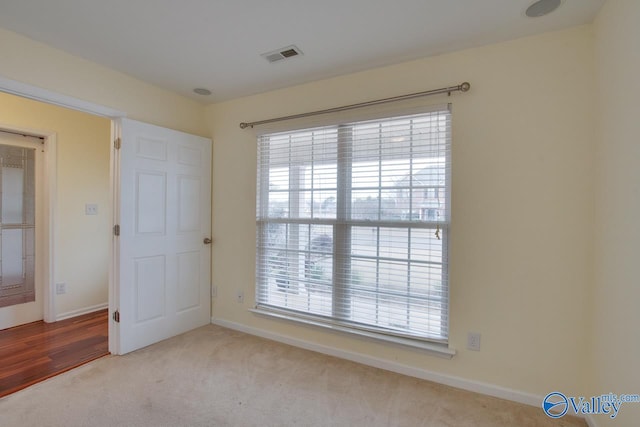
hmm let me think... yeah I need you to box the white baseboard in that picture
[211,317,543,408]
[56,303,108,321]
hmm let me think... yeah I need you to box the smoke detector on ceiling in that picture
[525,0,563,17]
[261,45,304,63]
[193,88,212,96]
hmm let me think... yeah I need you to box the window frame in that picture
[254,105,453,355]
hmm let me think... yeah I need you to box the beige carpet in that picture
[0,325,585,427]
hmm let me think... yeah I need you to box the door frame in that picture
[109,120,122,354]
[0,124,56,324]
[0,77,126,350]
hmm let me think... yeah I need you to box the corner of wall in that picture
[590,0,640,425]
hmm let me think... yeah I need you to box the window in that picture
[256,106,451,344]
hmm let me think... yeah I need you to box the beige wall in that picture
[206,26,596,397]
[0,27,206,136]
[593,1,640,425]
[0,91,111,315]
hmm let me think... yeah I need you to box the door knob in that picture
[203,237,212,245]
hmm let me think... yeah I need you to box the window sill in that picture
[249,307,456,359]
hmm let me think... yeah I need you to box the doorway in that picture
[0,91,111,327]
[0,90,112,393]
[1,77,213,361]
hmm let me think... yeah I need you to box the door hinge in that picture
[114,138,121,149]
[114,224,120,236]
[113,310,120,323]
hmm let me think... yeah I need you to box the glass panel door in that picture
[0,144,36,308]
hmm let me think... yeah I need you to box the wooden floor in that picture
[0,309,109,398]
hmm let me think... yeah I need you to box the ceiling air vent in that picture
[261,45,303,63]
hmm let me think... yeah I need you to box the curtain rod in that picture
[239,81,470,129]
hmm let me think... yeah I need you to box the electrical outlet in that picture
[467,332,481,351]
[85,204,98,215]
[236,290,244,304]
[56,282,67,295]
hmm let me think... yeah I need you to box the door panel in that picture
[2,166,24,223]
[177,251,200,311]
[2,229,24,286]
[0,133,42,328]
[116,119,211,354]
[135,171,167,234]
[177,176,200,232]
[134,255,166,323]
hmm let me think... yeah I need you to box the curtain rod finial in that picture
[240,122,249,129]
[460,82,471,92]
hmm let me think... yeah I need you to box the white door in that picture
[0,132,44,330]
[113,119,211,355]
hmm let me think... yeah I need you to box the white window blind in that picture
[256,106,451,343]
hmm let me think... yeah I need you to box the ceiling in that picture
[0,0,605,103]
